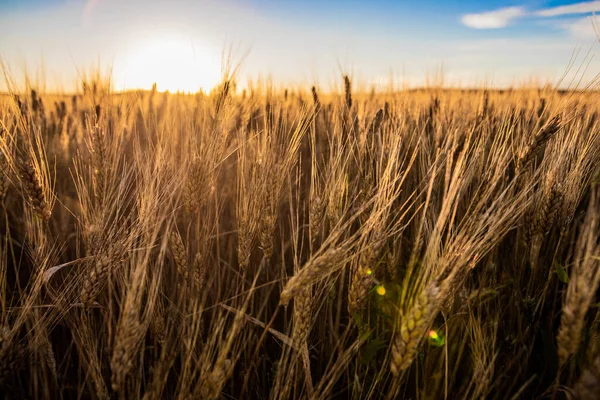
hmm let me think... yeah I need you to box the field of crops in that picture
[0,75,599,399]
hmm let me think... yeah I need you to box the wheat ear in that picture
[390,283,440,376]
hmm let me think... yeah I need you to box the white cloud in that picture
[536,1,600,17]
[561,16,600,39]
[461,1,600,32]
[461,7,526,29]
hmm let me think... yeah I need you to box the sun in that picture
[115,37,222,93]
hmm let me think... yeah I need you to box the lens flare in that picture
[376,285,386,296]
[428,329,445,346]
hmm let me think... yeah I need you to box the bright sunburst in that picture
[115,36,222,93]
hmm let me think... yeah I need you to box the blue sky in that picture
[1,0,600,92]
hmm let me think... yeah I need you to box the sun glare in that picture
[115,37,222,93]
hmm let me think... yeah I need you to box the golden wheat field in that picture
[0,70,599,399]
[3,3,600,398]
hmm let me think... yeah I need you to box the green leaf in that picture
[361,338,387,365]
[358,330,372,342]
[554,262,569,284]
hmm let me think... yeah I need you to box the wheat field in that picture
[0,72,600,399]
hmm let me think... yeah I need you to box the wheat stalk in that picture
[280,248,345,306]
[16,156,51,221]
[516,114,561,172]
[88,122,107,203]
[347,257,375,316]
[311,86,320,106]
[0,152,8,200]
[292,286,312,348]
[309,193,326,245]
[344,75,352,109]
[169,230,188,280]
[80,244,124,305]
[184,156,208,213]
[390,283,440,376]
[111,308,145,390]
[529,183,564,238]
[556,191,600,366]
